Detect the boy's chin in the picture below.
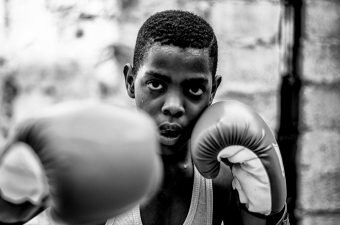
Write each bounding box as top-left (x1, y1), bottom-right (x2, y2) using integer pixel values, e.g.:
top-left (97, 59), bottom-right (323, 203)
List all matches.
top-left (159, 135), bottom-right (181, 146)
top-left (159, 135), bottom-right (190, 156)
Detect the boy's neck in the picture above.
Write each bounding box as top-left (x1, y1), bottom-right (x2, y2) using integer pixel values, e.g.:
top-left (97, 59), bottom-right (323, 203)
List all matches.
top-left (161, 141), bottom-right (190, 166)
top-left (160, 141), bottom-right (194, 187)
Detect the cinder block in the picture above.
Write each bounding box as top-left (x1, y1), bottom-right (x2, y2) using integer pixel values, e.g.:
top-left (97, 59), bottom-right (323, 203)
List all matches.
top-left (215, 91), bottom-right (278, 132)
top-left (301, 84), bottom-right (340, 130)
top-left (217, 44), bottom-right (280, 93)
top-left (0, 0), bottom-right (4, 35)
top-left (116, 22), bottom-right (141, 48)
top-left (9, 0), bottom-right (56, 47)
top-left (120, 0), bottom-right (178, 24)
top-left (0, 132), bottom-right (5, 150)
top-left (299, 214), bottom-right (340, 225)
top-left (302, 41), bottom-right (340, 83)
top-left (210, 1), bottom-right (280, 42)
top-left (304, 0), bottom-right (340, 42)
top-left (177, 0), bottom-right (212, 19)
top-left (297, 130), bottom-right (340, 211)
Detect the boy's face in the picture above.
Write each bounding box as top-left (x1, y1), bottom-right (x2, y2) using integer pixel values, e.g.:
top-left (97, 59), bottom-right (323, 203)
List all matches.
top-left (124, 45), bottom-right (221, 155)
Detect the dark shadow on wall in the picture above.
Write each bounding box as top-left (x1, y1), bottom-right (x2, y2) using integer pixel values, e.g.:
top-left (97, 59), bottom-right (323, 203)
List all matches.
top-left (278, 74), bottom-right (301, 225)
top-left (277, 1), bottom-right (304, 225)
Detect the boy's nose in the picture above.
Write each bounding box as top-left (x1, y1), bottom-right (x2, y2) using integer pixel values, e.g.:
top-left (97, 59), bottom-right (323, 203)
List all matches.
top-left (162, 92), bottom-right (185, 118)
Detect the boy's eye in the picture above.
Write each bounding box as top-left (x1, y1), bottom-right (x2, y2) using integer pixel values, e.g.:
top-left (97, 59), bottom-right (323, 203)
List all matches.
top-left (147, 80), bottom-right (163, 91)
top-left (188, 86), bottom-right (204, 96)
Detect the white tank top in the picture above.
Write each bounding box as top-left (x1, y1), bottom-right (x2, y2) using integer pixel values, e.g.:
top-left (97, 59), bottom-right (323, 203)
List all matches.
top-left (105, 167), bottom-right (213, 225)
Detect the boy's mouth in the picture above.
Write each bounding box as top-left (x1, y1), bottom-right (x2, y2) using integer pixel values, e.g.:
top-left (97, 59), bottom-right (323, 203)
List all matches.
top-left (158, 123), bottom-right (182, 146)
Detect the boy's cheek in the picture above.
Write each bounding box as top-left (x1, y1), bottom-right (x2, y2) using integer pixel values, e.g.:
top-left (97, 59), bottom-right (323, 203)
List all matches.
top-left (135, 97), bottom-right (159, 116)
top-left (187, 96), bottom-right (211, 114)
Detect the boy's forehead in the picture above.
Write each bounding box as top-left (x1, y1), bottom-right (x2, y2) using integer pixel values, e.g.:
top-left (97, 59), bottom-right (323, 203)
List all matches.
top-left (140, 44), bottom-right (211, 72)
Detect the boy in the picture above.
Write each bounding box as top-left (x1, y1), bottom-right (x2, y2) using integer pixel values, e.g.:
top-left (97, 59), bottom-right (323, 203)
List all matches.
top-left (106, 10), bottom-right (288, 225)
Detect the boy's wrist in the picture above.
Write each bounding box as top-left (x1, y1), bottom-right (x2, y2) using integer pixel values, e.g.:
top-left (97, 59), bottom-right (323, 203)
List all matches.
top-left (267, 204), bottom-right (290, 225)
top-left (238, 203), bottom-right (289, 225)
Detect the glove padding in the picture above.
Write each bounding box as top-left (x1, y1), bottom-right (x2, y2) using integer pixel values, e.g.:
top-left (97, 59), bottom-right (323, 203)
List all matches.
top-left (191, 100), bottom-right (286, 216)
top-left (0, 101), bottom-right (163, 225)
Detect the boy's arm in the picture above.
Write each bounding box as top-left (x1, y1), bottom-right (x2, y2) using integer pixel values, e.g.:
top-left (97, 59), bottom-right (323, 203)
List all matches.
top-left (228, 191), bottom-right (290, 225)
top-left (213, 166), bottom-right (290, 225)
top-left (212, 165), bottom-right (267, 225)
top-left (214, 185), bottom-right (290, 225)
top-left (212, 164), bottom-right (243, 225)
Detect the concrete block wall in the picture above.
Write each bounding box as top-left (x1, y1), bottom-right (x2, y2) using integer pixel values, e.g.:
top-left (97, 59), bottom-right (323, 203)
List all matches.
top-left (297, 0), bottom-right (340, 224)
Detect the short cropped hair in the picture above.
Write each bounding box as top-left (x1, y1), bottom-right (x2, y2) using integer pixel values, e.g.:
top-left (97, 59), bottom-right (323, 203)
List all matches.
top-left (133, 10), bottom-right (218, 76)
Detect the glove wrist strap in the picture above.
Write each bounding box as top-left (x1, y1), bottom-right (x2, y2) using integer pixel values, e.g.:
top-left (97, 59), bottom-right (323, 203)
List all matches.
top-left (267, 204), bottom-right (290, 225)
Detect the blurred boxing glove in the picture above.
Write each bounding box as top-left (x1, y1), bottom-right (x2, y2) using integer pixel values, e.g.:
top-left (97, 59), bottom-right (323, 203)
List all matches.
top-left (191, 100), bottom-right (288, 224)
top-left (0, 101), bottom-right (163, 225)
top-left (0, 142), bottom-right (49, 224)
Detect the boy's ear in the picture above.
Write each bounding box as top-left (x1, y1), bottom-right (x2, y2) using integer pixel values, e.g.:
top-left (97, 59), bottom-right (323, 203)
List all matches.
top-left (210, 74), bottom-right (222, 104)
top-left (123, 64), bottom-right (135, 99)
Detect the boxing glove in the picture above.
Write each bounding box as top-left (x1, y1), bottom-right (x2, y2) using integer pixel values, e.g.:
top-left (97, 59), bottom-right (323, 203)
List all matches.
top-left (0, 101), bottom-right (163, 225)
top-left (191, 100), bottom-right (287, 217)
top-left (0, 142), bottom-right (49, 224)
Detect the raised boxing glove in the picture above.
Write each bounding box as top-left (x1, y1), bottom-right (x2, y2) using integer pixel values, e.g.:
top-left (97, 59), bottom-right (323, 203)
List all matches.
top-left (191, 100), bottom-right (287, 217)
top-left (0, 101), bottom-right (163, 225)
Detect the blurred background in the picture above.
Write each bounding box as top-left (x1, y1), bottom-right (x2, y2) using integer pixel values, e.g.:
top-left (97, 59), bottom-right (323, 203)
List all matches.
top-left (0, 0), bottom-right (339, 225)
